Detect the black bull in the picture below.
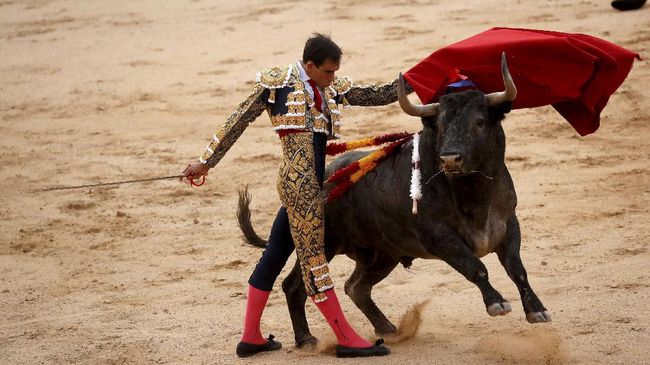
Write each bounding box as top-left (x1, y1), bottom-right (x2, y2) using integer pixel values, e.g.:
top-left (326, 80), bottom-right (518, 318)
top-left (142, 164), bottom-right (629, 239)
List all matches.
top-left (237, 55), bottom-right (550, 348)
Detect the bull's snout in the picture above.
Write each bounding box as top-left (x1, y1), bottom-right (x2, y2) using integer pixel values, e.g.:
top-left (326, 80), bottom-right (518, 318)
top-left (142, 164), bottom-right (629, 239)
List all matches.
top-left (440, 153), bottom-right (464, 172)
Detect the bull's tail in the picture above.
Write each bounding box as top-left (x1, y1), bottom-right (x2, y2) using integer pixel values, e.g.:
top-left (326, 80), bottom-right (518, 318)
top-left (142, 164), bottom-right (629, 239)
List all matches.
top-left (237, 185), bottom-right (267, 248)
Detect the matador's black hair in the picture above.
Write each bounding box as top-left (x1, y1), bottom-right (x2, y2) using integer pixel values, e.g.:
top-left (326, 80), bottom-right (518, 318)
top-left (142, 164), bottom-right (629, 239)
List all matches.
top-left (302, 33), bottom-right (342, 67)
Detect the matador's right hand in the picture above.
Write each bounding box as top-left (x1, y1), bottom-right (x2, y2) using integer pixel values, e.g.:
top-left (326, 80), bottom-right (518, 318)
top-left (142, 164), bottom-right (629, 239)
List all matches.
top-left (181, 160), bottom-right (210, 185)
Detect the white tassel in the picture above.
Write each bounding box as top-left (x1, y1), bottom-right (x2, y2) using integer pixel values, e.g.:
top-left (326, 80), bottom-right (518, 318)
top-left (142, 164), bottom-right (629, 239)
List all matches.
top-left (410, 168), bottom-right (422, 199)
top-left (411, 133), bottom-right (420, 163)
top-left (410, 133), bottom-right (422, 215)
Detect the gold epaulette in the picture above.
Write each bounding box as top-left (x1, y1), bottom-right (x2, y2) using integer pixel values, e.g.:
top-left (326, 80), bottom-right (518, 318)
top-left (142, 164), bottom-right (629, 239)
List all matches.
top-left (256, 65), bottom-right (295, 89)
top-left (331, 75), bottom-right (353, 95)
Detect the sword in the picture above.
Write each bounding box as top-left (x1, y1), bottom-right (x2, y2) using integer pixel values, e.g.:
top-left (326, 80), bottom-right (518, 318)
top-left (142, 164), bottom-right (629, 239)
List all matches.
top-left (43, 174), bottom-right (205, 191)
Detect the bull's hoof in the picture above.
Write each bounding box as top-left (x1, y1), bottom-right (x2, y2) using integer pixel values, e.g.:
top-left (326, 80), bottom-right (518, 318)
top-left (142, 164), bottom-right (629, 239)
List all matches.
top-left (611, 0), bottom-right (646, 11)
top-left (295, 334), bottom-right (319, 349)
top-left (526, 311), bottom-right (552, 323)
top-left (374, 323), bottom-right (398, 337)
top-left (487, 302), bottom-right (512, 316)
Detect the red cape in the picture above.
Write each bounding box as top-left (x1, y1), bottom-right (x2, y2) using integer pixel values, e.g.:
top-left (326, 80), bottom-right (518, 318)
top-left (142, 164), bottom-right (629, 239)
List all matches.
top-left (403, 27), bottom-right (640, 136)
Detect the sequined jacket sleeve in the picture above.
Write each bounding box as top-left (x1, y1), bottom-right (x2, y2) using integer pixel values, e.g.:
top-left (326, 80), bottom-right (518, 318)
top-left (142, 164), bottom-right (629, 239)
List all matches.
top-left (344, 78), bottom-right (413, 107)
top-left (200, 87), bottom-right (268, 168)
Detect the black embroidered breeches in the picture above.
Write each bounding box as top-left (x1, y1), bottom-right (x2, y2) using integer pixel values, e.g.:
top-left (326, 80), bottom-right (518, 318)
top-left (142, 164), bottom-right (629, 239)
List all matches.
top-left (248, 132), bottom-right (333, 302)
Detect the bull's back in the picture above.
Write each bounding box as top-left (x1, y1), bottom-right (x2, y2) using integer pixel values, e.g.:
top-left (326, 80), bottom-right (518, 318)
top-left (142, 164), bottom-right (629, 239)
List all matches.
top-left (324, 151), bottom-right (371, 182)
top-left (324, 148), bottom-right (419, 258)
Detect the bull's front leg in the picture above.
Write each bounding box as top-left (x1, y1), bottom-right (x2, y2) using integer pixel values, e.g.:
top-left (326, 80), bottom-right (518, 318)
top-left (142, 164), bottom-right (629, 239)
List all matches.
top-left (427, 226), bottom-right (512, 317)
top-left (496, 216), bottom-right (551, 323)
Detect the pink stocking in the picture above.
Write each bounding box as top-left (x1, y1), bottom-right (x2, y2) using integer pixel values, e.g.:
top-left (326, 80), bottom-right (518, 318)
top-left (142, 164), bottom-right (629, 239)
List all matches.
top-left (240, 285), bottom-right (270, 345)
top-left (313, 289), bottom-right (372, 348)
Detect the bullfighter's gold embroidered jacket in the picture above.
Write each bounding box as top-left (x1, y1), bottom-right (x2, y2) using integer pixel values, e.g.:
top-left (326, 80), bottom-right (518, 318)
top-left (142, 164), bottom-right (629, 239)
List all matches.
top-left (199, 62), bottom-right (408, 167)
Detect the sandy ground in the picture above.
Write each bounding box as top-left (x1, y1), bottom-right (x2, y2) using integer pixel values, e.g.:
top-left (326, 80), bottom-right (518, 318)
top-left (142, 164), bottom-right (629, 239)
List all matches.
top-left (1, 0), bottom-right (649, 364)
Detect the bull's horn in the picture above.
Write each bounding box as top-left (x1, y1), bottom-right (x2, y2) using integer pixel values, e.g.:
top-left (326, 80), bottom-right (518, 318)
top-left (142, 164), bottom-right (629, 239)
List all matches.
top-left (486, 52), bottom-right (518, 106)
top-left (398, 73), bottom-right (439, 117)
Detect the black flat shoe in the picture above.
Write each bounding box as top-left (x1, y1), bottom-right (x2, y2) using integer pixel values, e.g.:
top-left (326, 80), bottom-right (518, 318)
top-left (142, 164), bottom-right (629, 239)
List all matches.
top-left (236, 334), bottom-right (282, 358)
top-left (611, 0), bottom-right (646, 10)
top-left (335, 339), bottom-right (391, 358)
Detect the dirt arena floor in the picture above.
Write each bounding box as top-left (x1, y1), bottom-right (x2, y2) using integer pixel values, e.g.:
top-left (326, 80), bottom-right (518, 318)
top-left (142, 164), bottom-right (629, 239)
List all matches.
top-left (1, 0), bottom-right (648, 364)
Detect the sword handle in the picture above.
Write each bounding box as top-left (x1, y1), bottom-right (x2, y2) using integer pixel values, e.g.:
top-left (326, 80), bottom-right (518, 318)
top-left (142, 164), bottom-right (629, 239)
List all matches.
top-left (190, 175), bottom-right (205, 187)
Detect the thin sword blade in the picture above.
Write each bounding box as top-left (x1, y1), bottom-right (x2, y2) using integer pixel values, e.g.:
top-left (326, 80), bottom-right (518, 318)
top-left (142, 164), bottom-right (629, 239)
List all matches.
top-left (43, 175), bottom-right (184, 191)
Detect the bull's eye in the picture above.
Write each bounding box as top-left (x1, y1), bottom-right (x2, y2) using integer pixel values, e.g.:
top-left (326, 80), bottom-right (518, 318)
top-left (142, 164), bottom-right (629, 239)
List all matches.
top-left (476, 118), bottom-right (485, 127)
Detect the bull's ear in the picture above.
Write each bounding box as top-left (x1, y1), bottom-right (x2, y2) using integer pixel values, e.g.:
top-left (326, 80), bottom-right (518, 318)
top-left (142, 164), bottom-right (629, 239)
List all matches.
top-left (488, 101), bottom-right (512, 123)
top-left (421, 115), bottom-right (437, 129)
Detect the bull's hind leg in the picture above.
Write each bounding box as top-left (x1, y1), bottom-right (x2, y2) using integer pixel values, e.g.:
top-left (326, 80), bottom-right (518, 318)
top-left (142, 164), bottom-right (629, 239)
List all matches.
top-left (497, 216), bottom-right (550, 323)
top-left (281, 247), bottom-right (340, 348)
top-left (344, 254), bottom-right (399, 336)
top-left (282, 261), bottom-right (317, 348)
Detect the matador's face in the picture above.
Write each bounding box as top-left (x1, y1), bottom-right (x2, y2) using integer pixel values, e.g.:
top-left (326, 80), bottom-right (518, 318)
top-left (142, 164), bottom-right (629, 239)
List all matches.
top-left (305, 59), bottom-right (340, 88)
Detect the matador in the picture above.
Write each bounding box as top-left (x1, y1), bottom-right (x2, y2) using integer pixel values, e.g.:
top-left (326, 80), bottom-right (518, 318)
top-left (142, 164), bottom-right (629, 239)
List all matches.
top-left (182, 33), bottom-right (411, 358)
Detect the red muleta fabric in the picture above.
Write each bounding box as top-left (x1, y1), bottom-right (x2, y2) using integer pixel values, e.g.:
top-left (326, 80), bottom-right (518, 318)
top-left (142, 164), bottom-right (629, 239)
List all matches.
top-left (403, 27), bottom-right (640, 136)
